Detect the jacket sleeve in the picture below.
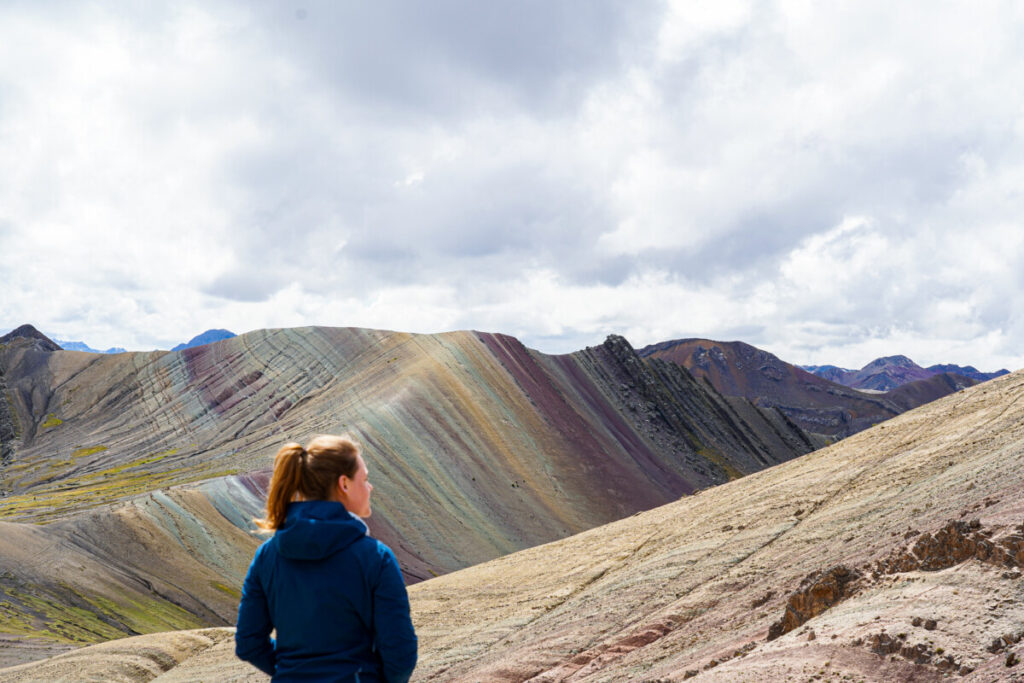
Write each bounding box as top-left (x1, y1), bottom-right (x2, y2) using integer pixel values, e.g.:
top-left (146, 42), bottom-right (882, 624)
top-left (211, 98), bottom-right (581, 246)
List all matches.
top-left (373, 545), bottom-right (418, 683)
top-left (235, 545), bottom-right (277, 676)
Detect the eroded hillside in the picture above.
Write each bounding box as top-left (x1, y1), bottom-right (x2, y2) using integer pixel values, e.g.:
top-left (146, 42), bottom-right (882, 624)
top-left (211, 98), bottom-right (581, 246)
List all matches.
top-left (640, 338), bottom-right (978, 439)
top-left (5, 353), bottom-right (1023, 682)
top-left (0, 326), bottom-right (813, 666)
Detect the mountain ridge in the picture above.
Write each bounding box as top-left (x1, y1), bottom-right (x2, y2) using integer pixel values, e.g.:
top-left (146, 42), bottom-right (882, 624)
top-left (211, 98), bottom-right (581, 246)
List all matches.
top-left (53, 339), bottom-right (127, 354)
top-left (5, 364), bottom-right (1023, 681)
top-left (801, 354), bottom-right (1009, 390)
top-left (639, 338), bottom-right (980, 439)
top-left (0, 325), bottom-right (817, 665)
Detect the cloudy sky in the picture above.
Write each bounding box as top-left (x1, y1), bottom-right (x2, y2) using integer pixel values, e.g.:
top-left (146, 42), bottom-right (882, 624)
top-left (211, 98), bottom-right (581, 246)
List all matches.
top-left (1, 1), bottom-right (1022, 370)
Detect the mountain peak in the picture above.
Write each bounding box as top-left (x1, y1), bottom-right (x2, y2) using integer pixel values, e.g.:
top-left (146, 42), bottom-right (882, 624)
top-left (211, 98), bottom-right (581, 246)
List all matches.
top-left (0, 324), bottom-right (61, 352)
top-left (171, 329), bottom-right (237, 352)
top-left (862, 354), bottom-right (919, 371)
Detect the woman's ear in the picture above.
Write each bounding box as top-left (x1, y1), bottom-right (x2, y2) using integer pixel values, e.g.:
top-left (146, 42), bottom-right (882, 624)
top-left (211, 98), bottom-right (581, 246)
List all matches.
top-left (338, 474), bottom-right (349, 494)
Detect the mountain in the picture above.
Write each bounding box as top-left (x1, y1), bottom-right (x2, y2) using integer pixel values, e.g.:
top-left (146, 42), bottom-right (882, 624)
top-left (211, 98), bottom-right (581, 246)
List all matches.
top-left (53, 340), bottom-right (127, 354)
top-left (802, 355), bottom-right (1010, 391)
top-left (638, 338), bottom-right (978, 439)
top-left (926, 363), bottom-right (1010, 383)
top-left (799, 363), bottom-right (853, 384)
top-left (0, 324), bottom-right (61, 352)
top-left (170, 329), bottom-right (236, 351)
top-left (6, 366), bottom-right (1023, 681)
top-left (0, 326), bottom-right (816, 666)
top-left (843, 354), bottom-right (935, 391)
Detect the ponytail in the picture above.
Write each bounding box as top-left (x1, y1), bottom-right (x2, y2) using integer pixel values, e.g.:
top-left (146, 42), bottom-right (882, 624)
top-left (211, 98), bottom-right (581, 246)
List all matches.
top-left (256, 435), bottom-right (362, 531)
top-left (256, 442), bottom-right (306, 530)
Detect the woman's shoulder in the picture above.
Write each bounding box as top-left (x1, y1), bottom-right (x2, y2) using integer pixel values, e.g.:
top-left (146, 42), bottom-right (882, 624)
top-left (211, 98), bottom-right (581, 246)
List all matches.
top-left (351, 533), bottom-right (398, 561)
top-left (338, 534), bottom-right (400, 578)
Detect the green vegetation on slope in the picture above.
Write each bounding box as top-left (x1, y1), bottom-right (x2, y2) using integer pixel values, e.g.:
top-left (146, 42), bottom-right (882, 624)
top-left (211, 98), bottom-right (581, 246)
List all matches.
top-left (0, 581), bottom-right (205, 645)
top-left (39, 414), bottom-right (62, 429)
top-left (0, 461), bottom-right (240, 523)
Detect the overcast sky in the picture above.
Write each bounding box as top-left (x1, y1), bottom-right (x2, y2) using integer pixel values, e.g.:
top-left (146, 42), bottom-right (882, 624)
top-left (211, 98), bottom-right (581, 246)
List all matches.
top-left (2, 1), bottom-right (1022, 370)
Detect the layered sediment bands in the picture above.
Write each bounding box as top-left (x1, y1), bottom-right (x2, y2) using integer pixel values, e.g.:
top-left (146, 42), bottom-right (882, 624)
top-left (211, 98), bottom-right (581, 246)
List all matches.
top-left (10, 367), bottom-right (1024, 682)
top-left (0, 326), bottom-right (815, 659)
top-left (403, 368), bottom-right (1024, 681)
top-left (0, 483), bottom-right (260, 662)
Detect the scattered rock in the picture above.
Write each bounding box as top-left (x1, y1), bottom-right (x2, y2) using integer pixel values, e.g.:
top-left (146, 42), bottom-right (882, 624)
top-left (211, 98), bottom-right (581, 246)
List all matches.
top-left (750, 591), bottom-right (774, 608)
top-left (682, 671), bottom-right (698, 680)
top-left (924, 619), bottom-right (937, 630)
top-left (733, 642), bottom-right (756, 658)
top-left (1008, 652), bottom-right (1020, 667)
top-left (868, 632), bottom-right (903, 656)
top-left (859, 631), bottom-right (970, 673)
top-left (807, 629), bottom-right (816, 641)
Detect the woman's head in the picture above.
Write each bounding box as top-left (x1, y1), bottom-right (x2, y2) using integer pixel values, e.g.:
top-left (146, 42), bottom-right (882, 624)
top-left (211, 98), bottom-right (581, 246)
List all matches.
top-left (257, 434), bottom-right (373, 530)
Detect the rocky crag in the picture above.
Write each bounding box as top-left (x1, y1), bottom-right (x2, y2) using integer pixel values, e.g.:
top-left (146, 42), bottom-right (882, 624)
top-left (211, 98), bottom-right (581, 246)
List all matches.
top-left (640, 338), bottom-right (979, 439)
top-left (5, 356), bottom-right (1023, 682)
top-left (0, 325), bottom-right (814, 666)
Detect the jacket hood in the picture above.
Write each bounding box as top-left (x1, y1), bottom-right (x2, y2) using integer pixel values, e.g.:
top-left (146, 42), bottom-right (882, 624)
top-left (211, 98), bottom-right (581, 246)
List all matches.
top-left (273, 500), bottom-right (368, 560)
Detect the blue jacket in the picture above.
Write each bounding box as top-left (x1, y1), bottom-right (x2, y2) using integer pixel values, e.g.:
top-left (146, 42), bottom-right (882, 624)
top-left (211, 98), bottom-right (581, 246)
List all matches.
top-left (235, 501), bottom-right (417, 682)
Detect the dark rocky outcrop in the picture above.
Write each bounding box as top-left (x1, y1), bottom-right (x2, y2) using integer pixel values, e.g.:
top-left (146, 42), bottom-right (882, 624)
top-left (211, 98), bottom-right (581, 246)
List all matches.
top-left (767, 565), bottom-right (862, 640)
top-left (769, 517), bottom-right (1024, 644)
top-left (873, 519), bottom-right (1024, 574)
top-left (0, 368), bottom-right (17, 467)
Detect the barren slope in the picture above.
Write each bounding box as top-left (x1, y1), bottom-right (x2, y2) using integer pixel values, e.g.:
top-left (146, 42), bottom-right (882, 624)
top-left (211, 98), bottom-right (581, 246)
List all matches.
top-left (7, 363), bottom-right (1023, 682)
top-left (0, 327), bottom-right (813, 665)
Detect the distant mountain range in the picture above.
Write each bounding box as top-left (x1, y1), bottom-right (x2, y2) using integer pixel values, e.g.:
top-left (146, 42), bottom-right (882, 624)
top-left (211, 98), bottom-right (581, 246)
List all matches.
top-left (53, 340), bottom-right (127, 354)
top-left (639, 339), bottom-right (987, 439)
top-left (800, 355), bottom-right (1008, 391)
top-left (0, 327), bottom-right (238, 354)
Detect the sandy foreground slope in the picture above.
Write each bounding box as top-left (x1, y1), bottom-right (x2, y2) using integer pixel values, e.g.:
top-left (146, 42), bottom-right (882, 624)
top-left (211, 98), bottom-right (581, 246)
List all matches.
top-left (2, 369), bottom-right (1023, 682)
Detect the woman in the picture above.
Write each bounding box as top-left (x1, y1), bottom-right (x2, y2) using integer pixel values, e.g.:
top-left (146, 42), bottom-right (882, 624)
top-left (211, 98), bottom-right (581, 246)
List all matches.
top-left (236, 434), bottom-right (417, 682)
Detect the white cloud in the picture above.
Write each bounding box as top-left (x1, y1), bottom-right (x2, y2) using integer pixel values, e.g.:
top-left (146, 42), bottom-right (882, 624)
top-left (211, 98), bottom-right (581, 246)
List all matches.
top-left (1, 0), bottom-right (1023, 372)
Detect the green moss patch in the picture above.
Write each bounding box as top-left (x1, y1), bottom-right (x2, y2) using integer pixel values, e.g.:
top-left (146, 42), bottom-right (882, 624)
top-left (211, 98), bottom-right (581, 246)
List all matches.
top-left (0, 581), bottom-right (208, 646)
top-left (698, 447), bottom-right (745, 481)
top-left (71, 445), bottom-right (108, 458)
top-left (39, 414), bottom-right (63, 429)
top-left (77, 590), bottom-right (205, 636)
top-left (210, 581), bottom-right (241, 599)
